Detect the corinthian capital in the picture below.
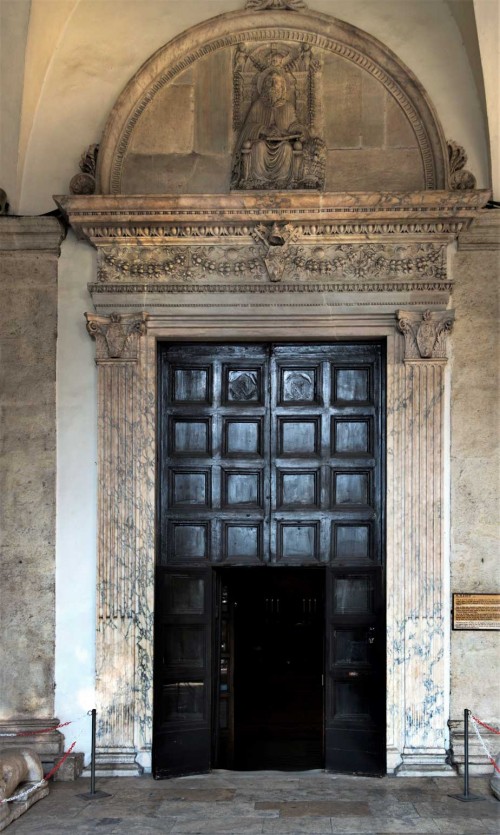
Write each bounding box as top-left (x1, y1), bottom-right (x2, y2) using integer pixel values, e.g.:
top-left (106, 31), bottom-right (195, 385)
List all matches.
top-left (396, 309), bottom-right (454, 361)
top-left (85, 312), bottom-right (148, 361)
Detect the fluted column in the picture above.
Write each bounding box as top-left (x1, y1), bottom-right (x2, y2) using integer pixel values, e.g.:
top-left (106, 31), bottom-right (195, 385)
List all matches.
top-left (86, 312), bottom-right (148, 775)
top-left (394, 309), bottom-right (454, 774)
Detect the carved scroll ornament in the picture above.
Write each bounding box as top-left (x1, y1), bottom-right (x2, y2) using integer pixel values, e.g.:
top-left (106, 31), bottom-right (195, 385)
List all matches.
top-left (448, 140), bottom-right (476, 190)
top-left (397, 309), bottom-right (454, 360)
top-left (85, 312), bottom-right (148, 361)
top-left (70, 145), bottom-right (99, 195)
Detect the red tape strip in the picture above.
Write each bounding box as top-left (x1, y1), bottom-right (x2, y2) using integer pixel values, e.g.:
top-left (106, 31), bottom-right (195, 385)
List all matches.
top-left (472, 716), bottom-right (500, 735)
top-left (43, 741), bottom-right (77, 782)
top-left (2, 721), bottom-right (73, 737)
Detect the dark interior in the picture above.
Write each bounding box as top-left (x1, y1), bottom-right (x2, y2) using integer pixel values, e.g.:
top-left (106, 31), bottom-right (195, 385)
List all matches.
top-left (218, 567), bottom-right (325, 770)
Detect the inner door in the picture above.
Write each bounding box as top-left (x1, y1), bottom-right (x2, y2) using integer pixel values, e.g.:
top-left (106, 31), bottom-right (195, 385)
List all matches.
top-left (215, 567), bottom-right (324, 771)
top-left (155, 342), bottom-right (385, 777)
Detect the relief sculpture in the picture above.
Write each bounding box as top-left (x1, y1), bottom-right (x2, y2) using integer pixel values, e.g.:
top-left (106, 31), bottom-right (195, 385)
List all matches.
top-left (231, 43), bottom-right (325, 190)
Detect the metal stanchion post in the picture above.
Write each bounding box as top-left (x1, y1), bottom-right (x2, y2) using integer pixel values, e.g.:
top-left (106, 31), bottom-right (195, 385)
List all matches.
top-left (449, 709), bottom-right (484, 802)
top-left (77, 709), bottom-right (112, 800)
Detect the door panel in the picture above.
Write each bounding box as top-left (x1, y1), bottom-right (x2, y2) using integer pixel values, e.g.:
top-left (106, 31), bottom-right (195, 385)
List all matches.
top-left (159, 345), bottom-right (270, 568)
top-left (156, 342), bottom-right (385, 777)
top-left (153, 568), bottom-right (212, 778)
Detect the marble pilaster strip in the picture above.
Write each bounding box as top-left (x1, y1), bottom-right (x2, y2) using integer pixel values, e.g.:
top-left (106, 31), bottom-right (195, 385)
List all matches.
top-left (396, 334), bottom-right (452, 772)
top-left (87, 312), bottom-right (148, 773)
top-left (132, 333), bottom-right (156, 768)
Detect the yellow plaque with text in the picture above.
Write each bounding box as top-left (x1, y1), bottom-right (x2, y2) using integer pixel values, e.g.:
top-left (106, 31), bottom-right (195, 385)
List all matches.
top-left (452, 594), bottom-right (500, 630)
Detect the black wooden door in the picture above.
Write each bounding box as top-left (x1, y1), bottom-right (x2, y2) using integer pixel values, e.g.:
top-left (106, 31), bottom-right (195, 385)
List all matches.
top-left (153, 568), bottom-right (212, 778)
top-left (155, 343), bottom-right (385, 777)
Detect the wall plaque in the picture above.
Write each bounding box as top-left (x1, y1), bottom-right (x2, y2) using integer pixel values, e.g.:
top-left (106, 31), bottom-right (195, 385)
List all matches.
top-left (452, 594), bottom-right (500, 630)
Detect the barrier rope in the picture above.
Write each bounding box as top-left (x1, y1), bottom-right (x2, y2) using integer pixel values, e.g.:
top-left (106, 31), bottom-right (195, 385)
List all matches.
top-left (0, 741), bottom-right (78, 805)
top-left (471, 716), bottom-right (500, 736)
top-left (470, 714), bottom-right (500, 775)
top-left (0, 715), bottom-right (87, 738)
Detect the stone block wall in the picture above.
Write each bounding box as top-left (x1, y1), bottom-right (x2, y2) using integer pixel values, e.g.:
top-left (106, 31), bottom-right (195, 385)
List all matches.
top-left (120, 46), bottom-right (424, 194)
top-left (0, 216), bottom-right (65, 764)
top-left (449, 210), bottom-right (500, 773)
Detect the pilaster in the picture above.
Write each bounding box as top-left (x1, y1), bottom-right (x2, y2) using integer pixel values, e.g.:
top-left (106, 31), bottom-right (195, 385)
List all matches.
top-left (394, 309), bottom-right (454, 775)
top-left (0, 215), bottom-right (65, 767)
top-left (86, 312), bottom-right (148, 775)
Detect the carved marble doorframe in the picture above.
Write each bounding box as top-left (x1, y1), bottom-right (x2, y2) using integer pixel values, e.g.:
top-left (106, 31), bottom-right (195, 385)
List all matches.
top-left (59, 190), bottom-right (487, 775)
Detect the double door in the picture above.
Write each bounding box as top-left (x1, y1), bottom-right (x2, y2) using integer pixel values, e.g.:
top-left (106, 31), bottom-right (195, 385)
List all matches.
top-left (154, 343), bottom-right (385, 777)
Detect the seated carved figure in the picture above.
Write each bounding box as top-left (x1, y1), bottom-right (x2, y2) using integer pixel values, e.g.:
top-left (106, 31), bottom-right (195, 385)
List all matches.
top-left (233, 69), bottom-right (316, 190)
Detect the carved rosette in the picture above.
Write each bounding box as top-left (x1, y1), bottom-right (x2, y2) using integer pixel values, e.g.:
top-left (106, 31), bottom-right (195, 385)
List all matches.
top-left (86, 312), bottom-right (148, 361)
top-left (396, 309), bottom-right (454, 361)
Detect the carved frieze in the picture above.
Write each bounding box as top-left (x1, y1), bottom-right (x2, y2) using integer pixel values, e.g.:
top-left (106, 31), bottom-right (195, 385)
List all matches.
top-left (231, 42), bottom-right (325, 190)
top-left (396, 309), bottom-right (454, 360)
top-left (96, 240), bottom-right (447, 286)
top-left (86, 312), bottom-right (148, 361)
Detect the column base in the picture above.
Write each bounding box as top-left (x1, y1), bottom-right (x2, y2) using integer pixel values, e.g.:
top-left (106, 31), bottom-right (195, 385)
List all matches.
top-left (386, 746), bottom-right (404, 774)
top-left (86, 748), bottom-right (143, 777)
top-left (449, 719), bottom-right (497, 776)
top-left (0, 718), bottom-right (64, 771)
top-left (396, 749), bottom-right (455, 777)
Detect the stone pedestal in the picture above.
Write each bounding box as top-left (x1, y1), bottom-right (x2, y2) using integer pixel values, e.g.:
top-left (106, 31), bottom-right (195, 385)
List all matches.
top-left (0, 217), bottom-right (65, 764)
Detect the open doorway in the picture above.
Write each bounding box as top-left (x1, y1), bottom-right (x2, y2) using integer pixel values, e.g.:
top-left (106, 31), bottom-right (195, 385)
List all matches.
top-left (214, 567), bottom-right (325, 770)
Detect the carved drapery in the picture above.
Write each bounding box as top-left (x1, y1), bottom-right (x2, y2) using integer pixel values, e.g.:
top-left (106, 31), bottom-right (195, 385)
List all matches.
top-left (231, 43), bottom-right (325, 190)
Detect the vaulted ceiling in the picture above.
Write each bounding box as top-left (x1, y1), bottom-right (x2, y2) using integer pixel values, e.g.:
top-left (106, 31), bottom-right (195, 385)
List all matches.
top-left (0, 0), bottom-right (497, 213)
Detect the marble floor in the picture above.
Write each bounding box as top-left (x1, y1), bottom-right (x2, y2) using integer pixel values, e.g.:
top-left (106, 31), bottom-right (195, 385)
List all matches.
top-left (6, 771), bottom-right (500, 835)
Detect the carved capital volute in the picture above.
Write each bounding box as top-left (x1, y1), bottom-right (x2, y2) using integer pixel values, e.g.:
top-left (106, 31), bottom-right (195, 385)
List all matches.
top-left (85, 312), bottom-right (148, 362)
top-left (396, 309), bottom-right (454, 362)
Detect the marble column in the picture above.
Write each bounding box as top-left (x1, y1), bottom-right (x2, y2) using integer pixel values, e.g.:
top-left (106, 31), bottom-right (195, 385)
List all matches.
top-left (0, 216), bottom-right (66, 767)
top-left (394, 309), bottom-right (454, 774)
top-left (86, 312), bottom-right (149, 775)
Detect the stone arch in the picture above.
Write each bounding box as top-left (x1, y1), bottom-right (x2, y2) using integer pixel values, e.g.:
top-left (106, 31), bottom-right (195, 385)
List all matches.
top-left (97, 8), bottom-right (449, 194)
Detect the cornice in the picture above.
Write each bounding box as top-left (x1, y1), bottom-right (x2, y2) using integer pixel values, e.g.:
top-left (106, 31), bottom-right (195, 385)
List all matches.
top-left (457, 209), bottom-right (500, 251)
top-left (56, 191), bottom-right (490, 247)
top-left (0, 216), bottom-right (65, 252)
